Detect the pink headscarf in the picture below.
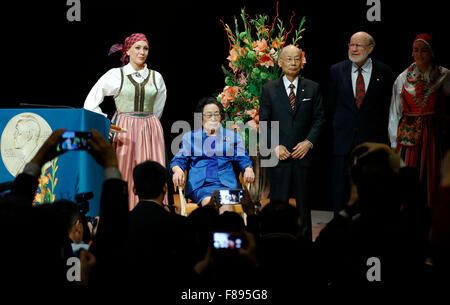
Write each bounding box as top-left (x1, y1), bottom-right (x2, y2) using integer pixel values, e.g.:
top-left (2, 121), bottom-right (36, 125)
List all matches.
top-left (109, 33), bottom-right (149, 66)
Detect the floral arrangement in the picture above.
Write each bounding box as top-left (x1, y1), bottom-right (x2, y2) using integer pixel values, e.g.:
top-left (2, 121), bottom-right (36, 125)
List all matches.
top-left (217, 6), bottom-right (306, 147)
top-left (33, 158), bottom-right (59, 205)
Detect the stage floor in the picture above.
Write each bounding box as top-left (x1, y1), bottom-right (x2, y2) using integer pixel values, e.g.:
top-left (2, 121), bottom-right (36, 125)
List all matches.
top-left (172, 195), bottom-right (334, 241)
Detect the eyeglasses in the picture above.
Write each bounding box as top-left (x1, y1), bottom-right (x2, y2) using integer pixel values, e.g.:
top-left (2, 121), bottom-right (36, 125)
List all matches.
top-left (281, 57), bottom-right (301, 63)
top-left (202, 112), bottom-right (221, 119)
top-left (348, 43), bottom-right (369, 49)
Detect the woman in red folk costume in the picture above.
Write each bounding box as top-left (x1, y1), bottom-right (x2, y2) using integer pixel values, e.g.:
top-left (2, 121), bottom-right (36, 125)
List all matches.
top-left (84, 33), bottom-right (167, 210)
top-left (389, 33), bottom-right (450, 206)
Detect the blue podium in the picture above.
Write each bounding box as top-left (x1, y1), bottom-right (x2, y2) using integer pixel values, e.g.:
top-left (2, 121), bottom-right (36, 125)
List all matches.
top-left (0, 108), bottom-right (110, 217)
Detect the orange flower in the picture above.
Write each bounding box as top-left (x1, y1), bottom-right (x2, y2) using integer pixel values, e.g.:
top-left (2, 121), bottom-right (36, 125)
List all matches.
top-left (253, 39), bottom-right (268, 54)
top-left (237, 45), bottom-right (246, 56)
top-left (223, 86), bottom-right (239, 102)
top-left (271, 37), bottom-right (284, 49)
top-left (34, 192), bottom-right (42, 203)
top-left (258, 25), bottom-right (266, 34)
top-left (227, 48), bottom-right (239, 63)
top-left (219, 86), bottom-right (240, 108)
top-left (227, 47), bottom-right (243, 73)
top-left (228, 62), bottom-right (237, 73)
top-left (42, 175), bottom-right (49, 185)
top-left (259, 53), bottom-right (274, 68)
top-left (301, 51), bottom-right (307, 69)
top-left (246, 109), bottom-right (257, 118)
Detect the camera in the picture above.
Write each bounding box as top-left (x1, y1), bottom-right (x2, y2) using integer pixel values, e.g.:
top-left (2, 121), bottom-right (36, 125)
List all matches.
top-left (75, 192), bottom-right (93, 216)
top-left (75, 191), bottom-right (94, 243)
top-left (212, 232), bottom-right (245, 249)
top-left (56, 130), bottom-right (92, 152)
top-left (215, 189), bottom-right (243, 205)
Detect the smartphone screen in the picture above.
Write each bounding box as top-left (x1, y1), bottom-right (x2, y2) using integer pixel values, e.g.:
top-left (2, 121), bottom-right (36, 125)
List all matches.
top-left (212, 232), bottom-right (243, 249)
top-left (218, 189), bottom-right (243, 205)
top-left (56, 131), bottom-right (92, 152)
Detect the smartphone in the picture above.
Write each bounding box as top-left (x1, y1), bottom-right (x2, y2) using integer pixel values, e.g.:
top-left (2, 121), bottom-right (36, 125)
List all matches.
top-left (212, 232), bottom-right (244, 249)
top-left (216, 189), bottom-right (243, 205)
top-left (71, 242), bottom-right (90, 257)
top-left (56, 131), bottom-right (92, 152)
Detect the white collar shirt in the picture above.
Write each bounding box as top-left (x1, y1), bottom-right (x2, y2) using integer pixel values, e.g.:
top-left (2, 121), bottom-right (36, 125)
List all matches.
top-left (282, 75), bottom-right (299, 97)
top-left (351, 57), bottom-right (372, 96)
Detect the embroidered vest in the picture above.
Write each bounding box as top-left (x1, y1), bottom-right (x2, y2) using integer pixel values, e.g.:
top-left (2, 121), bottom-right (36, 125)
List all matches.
top-left (397, 86), bottom-right (439, 147)
top-left (114, 68), bottom-right (158, 113)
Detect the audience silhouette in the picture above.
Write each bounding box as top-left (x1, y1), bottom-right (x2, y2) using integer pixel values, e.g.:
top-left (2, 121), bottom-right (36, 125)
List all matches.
top-left (0, 130), bottom-right (444, 299)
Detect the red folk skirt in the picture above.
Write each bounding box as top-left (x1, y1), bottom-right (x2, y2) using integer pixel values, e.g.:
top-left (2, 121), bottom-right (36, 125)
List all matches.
top-left (111, 111), bottom-right (167, 210)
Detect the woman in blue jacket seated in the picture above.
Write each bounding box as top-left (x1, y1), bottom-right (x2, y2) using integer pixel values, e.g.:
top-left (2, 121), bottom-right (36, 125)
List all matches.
top-left (171, 97), bottom-right (255, 206)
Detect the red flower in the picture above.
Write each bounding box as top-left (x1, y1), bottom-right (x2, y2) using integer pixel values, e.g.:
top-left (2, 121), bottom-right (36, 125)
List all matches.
top-left (219, 86), bottom-right (240, 108)
top-left (259, 53), bottom-right (274, 68)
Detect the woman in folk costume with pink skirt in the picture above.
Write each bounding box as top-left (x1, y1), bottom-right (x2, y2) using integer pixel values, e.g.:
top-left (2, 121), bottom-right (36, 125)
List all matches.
top-left (84, 33), bottom-right (167, 210)
top-left (389, 33), bottom-right (450, 206)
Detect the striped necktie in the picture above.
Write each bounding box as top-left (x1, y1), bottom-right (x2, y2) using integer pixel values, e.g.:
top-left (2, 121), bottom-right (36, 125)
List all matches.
top-left (288, 84), bottom-right (296, 110)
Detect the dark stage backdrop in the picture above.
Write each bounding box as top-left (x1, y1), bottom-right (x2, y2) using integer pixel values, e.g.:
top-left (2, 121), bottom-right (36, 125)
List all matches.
top-left (3, 0), bottom-right (448, 210)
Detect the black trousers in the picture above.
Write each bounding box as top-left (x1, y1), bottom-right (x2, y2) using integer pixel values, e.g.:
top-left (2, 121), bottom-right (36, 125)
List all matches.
top-left (268, 163), bottom-right (313, 240)
top-left (331, 155), bottom-right (352, 215)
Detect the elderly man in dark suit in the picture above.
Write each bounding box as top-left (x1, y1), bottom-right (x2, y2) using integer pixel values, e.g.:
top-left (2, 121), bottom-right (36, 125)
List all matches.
top-left (259, 44), bottom-right (325, 240)
top-left (328, 31), bottom-right (395, 215)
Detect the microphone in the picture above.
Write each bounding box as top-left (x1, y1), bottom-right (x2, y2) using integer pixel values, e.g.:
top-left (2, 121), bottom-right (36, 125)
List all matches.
top-left (19, 103), bottom-right (74, 109)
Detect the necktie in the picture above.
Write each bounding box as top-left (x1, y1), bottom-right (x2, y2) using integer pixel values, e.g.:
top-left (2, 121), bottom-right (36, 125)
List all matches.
top-left (288, 84), bottom-right (296, 110)
top-left (355, 66), bottom-right (365, 109)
